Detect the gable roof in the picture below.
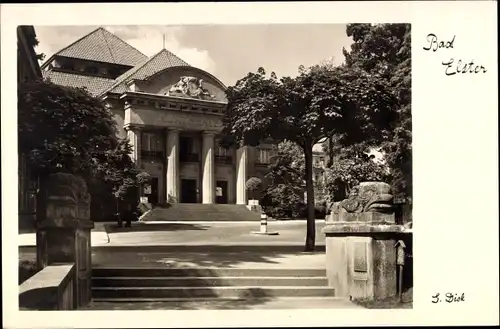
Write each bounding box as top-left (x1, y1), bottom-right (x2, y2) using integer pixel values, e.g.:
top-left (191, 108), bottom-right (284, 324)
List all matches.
top-left (101, 48), bottom-right (190, 95)
top-left (44, 27), bottom-right (147, 67)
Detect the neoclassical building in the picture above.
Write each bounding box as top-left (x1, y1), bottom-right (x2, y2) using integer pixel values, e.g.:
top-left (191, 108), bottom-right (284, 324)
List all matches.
top-left (42, 27), bottom-right (275, 205)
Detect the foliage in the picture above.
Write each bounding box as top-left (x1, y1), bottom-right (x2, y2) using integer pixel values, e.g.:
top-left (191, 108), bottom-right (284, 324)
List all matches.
top-left (18, 80), bottom-right (142, 216)
top-left (245, 177), bottom-right (262, 200)
top-left (245, 177), bottom-right (262, 192)
top-left (323, 141), bottom-right (391, 204)
top-left (261, 141), bottom-right (305, 218)
top-left (21, 27), bottom-right (46, 61)
top-left (223, 65), bottom-right (397, 250)
top-left (342, 23), bottom-right (412, 202)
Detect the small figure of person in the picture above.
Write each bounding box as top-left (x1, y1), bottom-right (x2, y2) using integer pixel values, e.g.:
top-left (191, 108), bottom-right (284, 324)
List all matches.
top-left (117, 201), bottom-right (132, 228)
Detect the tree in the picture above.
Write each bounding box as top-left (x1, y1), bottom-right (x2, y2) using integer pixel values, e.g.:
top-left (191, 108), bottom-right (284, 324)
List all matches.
top-left (261, 141), bottom-right (305, 218)
top-left (245, 177), bottom-right (262, 200)
top-left (18, 80), bottom-right (142, 220)
top-left (223, 66), bottom-right (396, 251)
top-left (342, 23), bottom-right (412, 202)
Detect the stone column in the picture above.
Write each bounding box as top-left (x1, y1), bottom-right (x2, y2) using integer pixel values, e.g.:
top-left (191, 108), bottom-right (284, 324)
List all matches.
top-left (322, 182), bottom-right (404, 301)
top-left (36, 173), bottom-right (94, 308)
top-left (165, 129), bottom-right (179, 202)
top-left (236, 146), bottom-right (248, 205)
top-left (126, 126), bottom-right (142, 168)
top-left (202, 132), bottom-right (215, 204)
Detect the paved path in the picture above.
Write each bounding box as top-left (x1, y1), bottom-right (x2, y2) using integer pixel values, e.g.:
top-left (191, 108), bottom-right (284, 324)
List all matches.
top-left (102, 220), bottom-right (326, 247)
top-left (18, 226), bottom-right (109, 247)
top-left (18, 220), bottom-right (326, 248)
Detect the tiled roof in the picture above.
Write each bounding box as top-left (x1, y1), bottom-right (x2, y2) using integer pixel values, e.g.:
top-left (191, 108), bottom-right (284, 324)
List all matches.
top-left (102, 48), bottom-right (190, 95)
top-left (55, 27), bottom-right (147, 67)
top-left (43, 70), bottom-right (116, 96)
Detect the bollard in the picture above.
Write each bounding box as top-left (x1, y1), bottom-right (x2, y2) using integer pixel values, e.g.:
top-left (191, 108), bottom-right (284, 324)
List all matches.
top-left (251, 212), bottom-right (279, 236)
top-left (260, 213), bottom-right (268, 233)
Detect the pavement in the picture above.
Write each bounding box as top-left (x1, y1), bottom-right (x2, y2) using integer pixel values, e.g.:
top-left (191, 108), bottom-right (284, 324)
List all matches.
top-left (19, 220), bottom-right (326, 248)
top-left (18, 222), bottom-right (110, 247)
top-left (100, 220), bottom-right (326, 247)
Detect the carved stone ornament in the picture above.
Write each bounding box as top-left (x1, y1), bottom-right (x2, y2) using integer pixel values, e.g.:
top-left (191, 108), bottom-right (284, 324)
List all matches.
top-left (167, 76), bottom-right (216, 100)
top-left (331, 182), bottom-right (394, 216)
top-left (45, 173), bottom-right (91, 222)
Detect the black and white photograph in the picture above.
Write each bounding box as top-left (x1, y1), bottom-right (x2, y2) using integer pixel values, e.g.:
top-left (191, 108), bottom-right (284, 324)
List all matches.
top-left (2, 2), bottom-right (498, 327)
top-left (17, 22), bottom-right (413, 311)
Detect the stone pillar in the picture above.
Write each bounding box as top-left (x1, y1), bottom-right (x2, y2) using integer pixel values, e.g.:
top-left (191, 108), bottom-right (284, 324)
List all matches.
top-left (202, 132), bottom-right (215, 204)
top-left (322, 182), bottom-right (404, 301)
top-left (166, 129), bottom-right (179, 202)
top-left (236, 146), bottom-right (248, 205)
top-left (126, 126), bottom-right (142, 168)
top-left (36, 173), bottom-right (94, 308)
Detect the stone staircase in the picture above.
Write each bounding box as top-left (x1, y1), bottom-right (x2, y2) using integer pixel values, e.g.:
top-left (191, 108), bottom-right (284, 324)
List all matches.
top-left (90, 267), bottom-right (335, 307)
top-left (141, 204), bottom-right (261, 222)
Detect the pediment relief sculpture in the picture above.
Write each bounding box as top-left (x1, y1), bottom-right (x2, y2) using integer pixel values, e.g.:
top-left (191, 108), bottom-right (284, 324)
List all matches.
top-left (166, 76), bottom-right (216, 100)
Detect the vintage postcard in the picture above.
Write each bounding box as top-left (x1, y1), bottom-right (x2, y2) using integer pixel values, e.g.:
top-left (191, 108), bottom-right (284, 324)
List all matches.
top-left (1, 1), bottom-right (498, 328)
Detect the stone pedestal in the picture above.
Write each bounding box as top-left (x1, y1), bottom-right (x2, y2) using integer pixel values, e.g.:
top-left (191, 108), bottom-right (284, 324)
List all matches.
top-left (322, 182), bottom-right (405, 301)
top-left (36, 173), bottom-right (94, 308)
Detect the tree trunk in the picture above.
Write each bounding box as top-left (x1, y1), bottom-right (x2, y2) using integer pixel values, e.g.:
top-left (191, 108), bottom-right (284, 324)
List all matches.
top-left (328, 135), bottom-right (334, 167)
top-left (303, 144), bottom-right (316, 252)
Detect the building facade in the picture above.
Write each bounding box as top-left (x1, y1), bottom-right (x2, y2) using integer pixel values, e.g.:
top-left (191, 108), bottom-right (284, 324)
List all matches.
top-left (42, 27), bottom-right (274, 205)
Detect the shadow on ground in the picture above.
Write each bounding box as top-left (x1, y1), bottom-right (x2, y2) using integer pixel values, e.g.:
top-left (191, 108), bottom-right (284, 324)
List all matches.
top-left (85, 295), bottom-right (277, 310)
top-left (104, 222), bottom-right (210, 233)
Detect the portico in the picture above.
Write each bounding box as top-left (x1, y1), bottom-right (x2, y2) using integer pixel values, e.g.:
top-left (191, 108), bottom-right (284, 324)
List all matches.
top-left (119, 89), bottom-right (246, 205)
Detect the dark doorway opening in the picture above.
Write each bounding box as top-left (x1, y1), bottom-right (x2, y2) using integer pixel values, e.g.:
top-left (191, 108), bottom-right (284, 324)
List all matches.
top-left (148, 177), bottom-right (159, 205)
top-left (216, 180), bottom-right (228, 204)
top-left (181, 179), bottom-right (198, 203)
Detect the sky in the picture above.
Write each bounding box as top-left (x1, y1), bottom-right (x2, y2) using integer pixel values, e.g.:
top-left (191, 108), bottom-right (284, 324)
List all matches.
top-left (34, 24), bottom-right (353, 87)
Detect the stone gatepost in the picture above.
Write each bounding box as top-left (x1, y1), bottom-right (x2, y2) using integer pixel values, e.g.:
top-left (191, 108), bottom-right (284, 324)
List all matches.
top-left (322, 182), bottom-right (405, 300)
top-left (36, 173), bottom-right (94, 308)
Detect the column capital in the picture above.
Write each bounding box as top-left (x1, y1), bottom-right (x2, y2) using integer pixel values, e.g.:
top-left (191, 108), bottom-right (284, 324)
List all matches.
top-left (202, 130), bottom-right (218, 136)
top-left (124, 124), bottom-right (143, 132)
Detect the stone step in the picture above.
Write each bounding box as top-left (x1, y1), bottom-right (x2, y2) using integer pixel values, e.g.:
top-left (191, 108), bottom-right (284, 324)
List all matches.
top-left (91, 286), bottom-right (335, 299)
top-left (92, 267), bottom-right (327, 278)
top-left (92, 276), bottom-right (328, 287)
top-left (84, 296), bottom-right (358, 310)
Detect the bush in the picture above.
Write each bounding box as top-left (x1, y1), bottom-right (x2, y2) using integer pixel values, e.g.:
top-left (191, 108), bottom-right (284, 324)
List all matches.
top-left (246, 177), bottom-right (262, 200)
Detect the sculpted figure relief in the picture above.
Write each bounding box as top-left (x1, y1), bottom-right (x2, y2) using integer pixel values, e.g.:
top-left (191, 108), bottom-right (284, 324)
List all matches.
top-left (167, 76), bottom-right (216, 100)
top-left (330, 182), bottom-right (394, 216)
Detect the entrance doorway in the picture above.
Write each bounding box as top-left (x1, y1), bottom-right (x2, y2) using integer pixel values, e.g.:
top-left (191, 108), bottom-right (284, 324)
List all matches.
top-left (181, 179), bottom-right (197, 203)
top-left (149, 177), bottom-right (159, 205)
top-left (216, 180), bottom-right (228, 204)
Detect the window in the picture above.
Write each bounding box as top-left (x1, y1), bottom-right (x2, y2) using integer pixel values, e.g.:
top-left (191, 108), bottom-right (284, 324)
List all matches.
top-left (141, 132), bottom-right (164, 161)
top-left (257, 148), bottom-right (271, 164)
top-left (215, 143), bottom-right (232, 164)
top-left (180, 137), bottom-right (198, 162)
top-left (87, 66), bottom-right (98, 74)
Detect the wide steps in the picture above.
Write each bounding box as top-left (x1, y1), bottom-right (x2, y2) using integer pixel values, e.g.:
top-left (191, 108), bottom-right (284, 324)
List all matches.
top-left (142, 204), bottom-right (261, 222)
top-left (92, 267), bottom-right (326, 277)
top-left (92, 286), bottom-right (335, 299)
top-left (92, 276), bottom-right (328, 287)
top-left (91, 267), bottom-right (333, 301)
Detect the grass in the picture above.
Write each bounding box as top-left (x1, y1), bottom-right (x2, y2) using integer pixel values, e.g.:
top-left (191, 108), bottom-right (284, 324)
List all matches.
top-left (353, 289), bottom-right (413, 309)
